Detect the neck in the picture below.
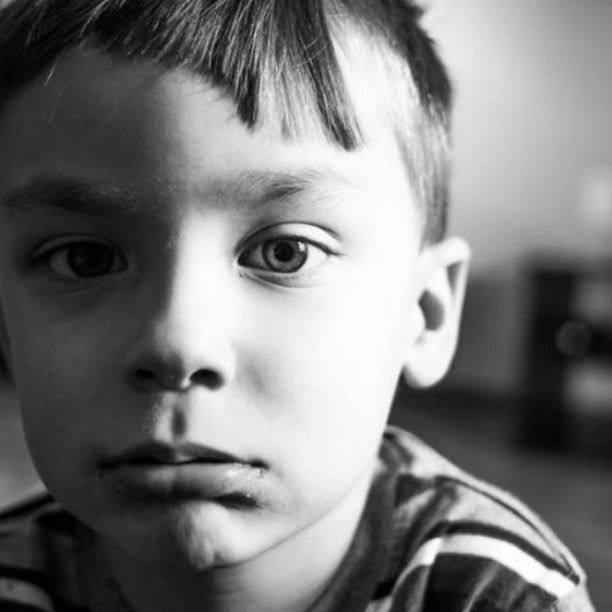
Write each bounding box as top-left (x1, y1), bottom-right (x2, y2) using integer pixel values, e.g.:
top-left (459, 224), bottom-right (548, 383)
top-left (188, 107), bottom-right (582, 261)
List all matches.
top-left (97, 466), bottom-right (376, 612)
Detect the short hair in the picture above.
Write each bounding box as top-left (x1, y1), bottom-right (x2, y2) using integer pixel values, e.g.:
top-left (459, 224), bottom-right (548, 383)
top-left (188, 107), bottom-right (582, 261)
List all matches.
top-left (0, 0), bottom-right (452, 241)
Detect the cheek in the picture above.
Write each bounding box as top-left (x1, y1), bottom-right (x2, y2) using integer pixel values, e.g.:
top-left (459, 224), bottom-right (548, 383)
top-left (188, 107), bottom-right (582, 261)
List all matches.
top-left (12, 326), bottom-right (124, 511)
top-left (277, 259), bottom-right (415, 401)
top-left (244, 266), bottom-right (415, 483)
top-left (15, 339), bottom-right (87, 446)
top-left (8, 316), bottom-right (114, 465)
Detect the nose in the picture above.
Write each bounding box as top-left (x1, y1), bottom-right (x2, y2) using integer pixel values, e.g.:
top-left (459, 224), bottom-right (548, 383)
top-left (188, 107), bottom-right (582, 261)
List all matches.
top-left (128, 350), bottom-right (228, 392)
top-left (122, 263), bottom-right (236, 394)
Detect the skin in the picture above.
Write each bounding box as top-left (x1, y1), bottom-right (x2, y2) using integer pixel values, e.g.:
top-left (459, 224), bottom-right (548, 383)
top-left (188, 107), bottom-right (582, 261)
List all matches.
top-left (0, 48), bottom-right (468, 612)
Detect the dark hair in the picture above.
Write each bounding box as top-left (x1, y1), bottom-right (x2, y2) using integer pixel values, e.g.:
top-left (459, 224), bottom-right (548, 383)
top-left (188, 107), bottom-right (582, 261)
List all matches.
top-left (0, 0), bottom-right (452, 241)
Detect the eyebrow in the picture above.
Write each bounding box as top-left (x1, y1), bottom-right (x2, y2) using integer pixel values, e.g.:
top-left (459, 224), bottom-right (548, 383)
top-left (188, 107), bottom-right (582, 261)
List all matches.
top-left (1, 168), bottom-right (350, 220)
top-left (2, 178), bottom-right (142, 219)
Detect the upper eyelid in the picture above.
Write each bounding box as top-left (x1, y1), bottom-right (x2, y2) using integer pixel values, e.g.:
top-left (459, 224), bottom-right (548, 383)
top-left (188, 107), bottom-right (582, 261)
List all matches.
top-left (250, 235), bottom-right (331, 252)
top-left (235, 223), bottom-right (340, 255)
top-left (28, 236), bottom-right (123, 268)
top-left (32, 234), bottom-right (113, 252)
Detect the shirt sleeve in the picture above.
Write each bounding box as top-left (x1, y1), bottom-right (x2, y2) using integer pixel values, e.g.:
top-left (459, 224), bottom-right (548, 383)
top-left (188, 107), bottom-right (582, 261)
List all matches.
top-left (555, 583), bottom-right (596, 612)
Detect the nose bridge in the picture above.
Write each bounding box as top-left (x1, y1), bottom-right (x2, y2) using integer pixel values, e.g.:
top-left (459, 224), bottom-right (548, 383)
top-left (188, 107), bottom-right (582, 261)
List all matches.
top-left (164, 238), bottom-right (226, 330)
top-left (124, 225), bottom-right (235, 391)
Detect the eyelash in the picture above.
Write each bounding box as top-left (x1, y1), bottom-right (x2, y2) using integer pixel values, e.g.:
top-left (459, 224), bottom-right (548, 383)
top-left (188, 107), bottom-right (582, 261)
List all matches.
top-left (28, 230), bottom-right (337, 284)
top-left (237, 235), bottom-right (332, 277)
top-left (29, 238), bottom-right (127, 282)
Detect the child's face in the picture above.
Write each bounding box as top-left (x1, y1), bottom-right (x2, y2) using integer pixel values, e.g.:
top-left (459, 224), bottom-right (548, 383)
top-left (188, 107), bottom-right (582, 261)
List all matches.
top-left (0, 50), bottom-right (435, 571)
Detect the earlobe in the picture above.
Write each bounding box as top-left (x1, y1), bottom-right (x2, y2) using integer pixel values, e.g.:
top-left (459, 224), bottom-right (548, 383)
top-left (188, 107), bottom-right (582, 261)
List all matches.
top-left (402, 237), bottom-right (470, 389)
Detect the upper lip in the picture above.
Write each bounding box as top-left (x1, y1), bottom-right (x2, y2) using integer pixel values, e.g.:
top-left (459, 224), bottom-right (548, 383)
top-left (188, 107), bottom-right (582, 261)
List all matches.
top-left (103, 442), bottom-right (256, 467)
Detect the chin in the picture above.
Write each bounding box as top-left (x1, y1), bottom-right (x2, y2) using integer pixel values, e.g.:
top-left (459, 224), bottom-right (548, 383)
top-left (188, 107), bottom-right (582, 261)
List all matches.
top-left (106, 502), bottom-right (272, 573)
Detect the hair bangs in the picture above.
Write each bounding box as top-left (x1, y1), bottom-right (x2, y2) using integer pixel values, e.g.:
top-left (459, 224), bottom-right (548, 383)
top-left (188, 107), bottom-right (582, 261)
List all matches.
top-left (0, 0), bottom-right (452, 241)
top-left (0, 0), bottom-right (363, 148)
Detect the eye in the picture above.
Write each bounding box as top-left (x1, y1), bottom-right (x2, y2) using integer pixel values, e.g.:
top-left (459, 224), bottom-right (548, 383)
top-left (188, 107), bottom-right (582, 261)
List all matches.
top-left (36, 240), bottom-right (126, 280)
top-left (238, 236), bottom-right (329, 274)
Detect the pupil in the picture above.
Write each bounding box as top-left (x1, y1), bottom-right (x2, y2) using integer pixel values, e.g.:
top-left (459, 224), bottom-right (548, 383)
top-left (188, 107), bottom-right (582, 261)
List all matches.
top-left (68, 244), bottom-right (113, 277)
top-left (273, 242), bottom-right (296, 263)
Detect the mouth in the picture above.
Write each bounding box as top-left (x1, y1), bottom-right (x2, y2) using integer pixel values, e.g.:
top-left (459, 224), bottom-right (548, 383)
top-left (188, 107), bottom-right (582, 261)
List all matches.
top-left (103, 441), bottom-right (263, 467)
top-left (100, 442), bottom-right (268, 506)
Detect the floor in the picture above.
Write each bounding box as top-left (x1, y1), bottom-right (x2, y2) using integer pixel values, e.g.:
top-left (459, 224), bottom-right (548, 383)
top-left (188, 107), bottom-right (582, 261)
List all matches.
top-left (1, 381), bottom-right (610, 609)
top-left (390, 387), bottom-right (612, 611)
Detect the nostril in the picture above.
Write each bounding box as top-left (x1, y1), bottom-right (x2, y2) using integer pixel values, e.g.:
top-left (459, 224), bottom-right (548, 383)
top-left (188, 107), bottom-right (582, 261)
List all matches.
top-left (131, 367), bottom-right (184, 391)
top-left (129, 367), bottom-right (223, 391)
top-left (134, 368), bottom-right (156, 382)
top-left (191, 368), bottom-right (223, 390)
top-left (130, 368), bottom-right (164, 391)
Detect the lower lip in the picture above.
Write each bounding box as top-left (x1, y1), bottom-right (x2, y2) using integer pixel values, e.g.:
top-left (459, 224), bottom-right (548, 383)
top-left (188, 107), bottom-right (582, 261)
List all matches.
top-left (102, 462), bottom-right (266, 505)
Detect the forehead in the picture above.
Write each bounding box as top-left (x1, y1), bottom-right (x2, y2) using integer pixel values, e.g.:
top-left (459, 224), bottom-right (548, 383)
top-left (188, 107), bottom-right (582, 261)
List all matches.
top-left (0, 48), bottom-right (417, 227)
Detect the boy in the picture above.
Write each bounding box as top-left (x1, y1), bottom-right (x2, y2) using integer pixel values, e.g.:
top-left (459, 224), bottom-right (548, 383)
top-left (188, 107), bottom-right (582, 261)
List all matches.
top-left (0, 0), bottom-right (594, 610)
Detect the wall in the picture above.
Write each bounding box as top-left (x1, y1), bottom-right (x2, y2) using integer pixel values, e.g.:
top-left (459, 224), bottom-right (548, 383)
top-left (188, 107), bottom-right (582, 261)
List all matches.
top-left (422, 0), bottom-right (612, 392)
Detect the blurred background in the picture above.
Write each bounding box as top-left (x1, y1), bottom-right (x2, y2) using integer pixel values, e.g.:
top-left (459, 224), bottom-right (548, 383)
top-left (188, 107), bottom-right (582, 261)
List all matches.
top-left (425, 0), bottom-right (612, 410)
top-left (392, 0), bottom-right (612, 608)
top-left (1, 0), bottom-right (611, 609)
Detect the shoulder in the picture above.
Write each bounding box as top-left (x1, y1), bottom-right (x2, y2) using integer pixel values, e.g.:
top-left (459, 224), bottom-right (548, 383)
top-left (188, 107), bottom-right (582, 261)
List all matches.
top-left (0, 486), bottom-right (88, 611)
top-left (370, 426), bottom-right (595, 611)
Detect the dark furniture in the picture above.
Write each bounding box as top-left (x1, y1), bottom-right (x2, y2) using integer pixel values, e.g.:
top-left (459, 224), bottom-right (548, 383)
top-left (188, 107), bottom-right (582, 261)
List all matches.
top-left (519, 257), bottom-right (612, 451)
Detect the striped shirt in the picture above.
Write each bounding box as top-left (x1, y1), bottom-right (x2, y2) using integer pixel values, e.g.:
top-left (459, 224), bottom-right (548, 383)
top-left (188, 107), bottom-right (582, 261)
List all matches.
top-left (0, 426), bottom-right (595, 611)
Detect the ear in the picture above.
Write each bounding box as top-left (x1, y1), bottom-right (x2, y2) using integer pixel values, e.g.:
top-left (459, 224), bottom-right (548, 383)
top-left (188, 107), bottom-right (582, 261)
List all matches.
top-left (402, 237), bottom-right (470, 389)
